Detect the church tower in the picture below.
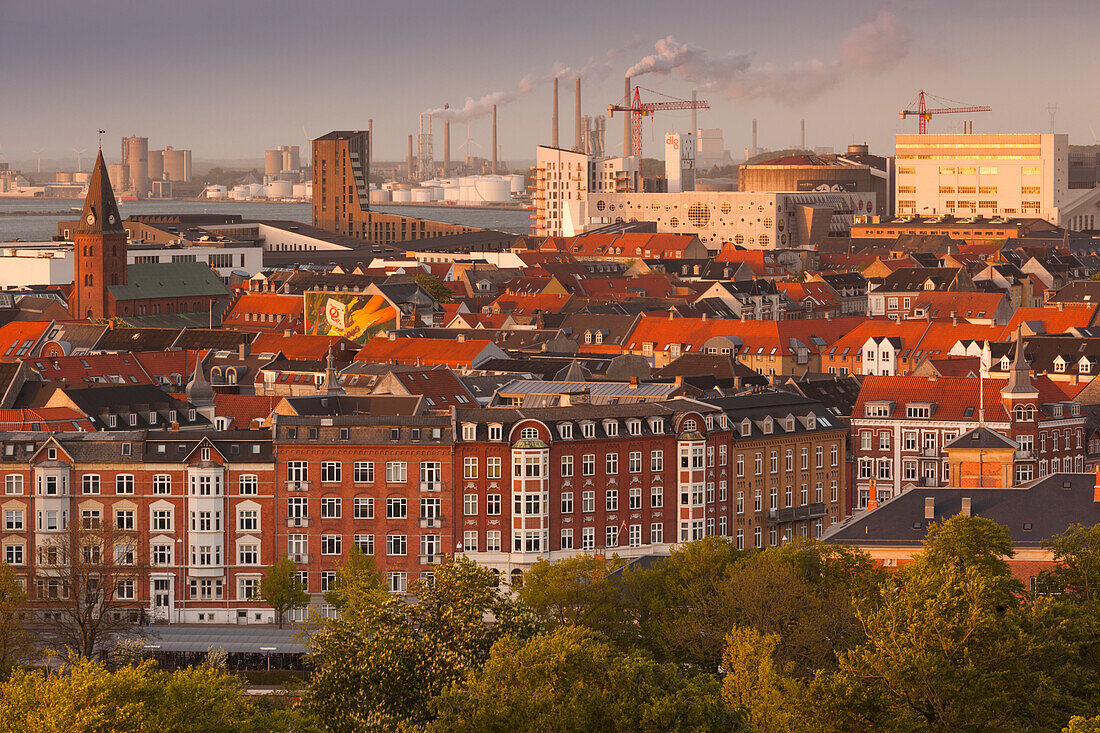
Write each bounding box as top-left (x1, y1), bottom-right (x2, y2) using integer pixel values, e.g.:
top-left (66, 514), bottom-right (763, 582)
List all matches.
top-left (71, 148), bottom-right (127, 320)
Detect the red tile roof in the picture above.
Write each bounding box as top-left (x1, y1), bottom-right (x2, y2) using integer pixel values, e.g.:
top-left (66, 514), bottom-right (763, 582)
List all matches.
top-left (0, 407), bottom-right (95, 432)
top-left (250, 333), bottom-right (358, 361)
top-left (854, 374), bottom-right (1071, 422)
top-left (1002, 305), bottom-right (1098, 337)
top-left (912, 291), bottom-right (1005, 319)
top-left (212, 394), bottom-right (280, 429)
top-left (26, 352), bottom-right (156, 386)
top-left (353, 337), bottom-right (496, 369)
top-left (713, 249), bottom-right (787, 277)
top-left (222, 293), bottom-right (304, 333)
top-left (0, 322), bottom-right (49, 358)
top-left (489, 292), bottom-right (572, 316)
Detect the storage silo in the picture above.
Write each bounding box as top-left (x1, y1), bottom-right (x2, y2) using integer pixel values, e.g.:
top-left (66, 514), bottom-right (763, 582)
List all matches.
top-left (474, 176), bottom-right (511, 203)
top-left (124, 135), bottom-right (149, 195)
top-left (147, 149), bottom-right (164, 181)
top-left (266, 180), bottom-right (293, 198)
top-left (265, 150), bottom-right (282, 178)
top-left (108, 164), bottom-right (126, 191)
top-left (292, 183), bottom-right (309, 198)
top-left (412, 188), bottom-right (432, 203)
top-left (443, 186), bottom-right (460, 201)
top-left (162, 147), bottom-right (191, 182)
top-left (509, 173), bottom-right (525, 195)
top-left (392, 189), bottom-right (412, 202)
top-left (370, 189), bottom-right (392, 204)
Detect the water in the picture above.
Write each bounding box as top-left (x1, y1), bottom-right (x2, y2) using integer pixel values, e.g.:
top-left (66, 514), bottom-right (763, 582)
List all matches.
top-left (0, 198), bottom-right (531, 241)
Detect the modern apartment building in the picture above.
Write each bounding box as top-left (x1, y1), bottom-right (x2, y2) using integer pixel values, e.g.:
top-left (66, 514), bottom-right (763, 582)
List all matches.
top-left (531, 145), bottom-right (640, 237)
top-left (894, 133), bottom-right (1069, 222)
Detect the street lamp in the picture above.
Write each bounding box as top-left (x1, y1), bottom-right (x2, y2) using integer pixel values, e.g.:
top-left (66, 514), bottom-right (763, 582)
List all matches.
top-left (260, 646), bottom-right (277, 671)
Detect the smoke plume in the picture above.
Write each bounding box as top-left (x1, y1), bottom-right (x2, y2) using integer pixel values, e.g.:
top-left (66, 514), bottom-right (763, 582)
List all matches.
top-left (625, 8), bottom-right (908, 104)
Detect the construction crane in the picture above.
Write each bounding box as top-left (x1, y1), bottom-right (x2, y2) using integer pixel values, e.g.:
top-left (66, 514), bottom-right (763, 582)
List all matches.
top-left (899, 90), bottom-right (991, 134)
top-left (608, 85), bottom-right (709, 157)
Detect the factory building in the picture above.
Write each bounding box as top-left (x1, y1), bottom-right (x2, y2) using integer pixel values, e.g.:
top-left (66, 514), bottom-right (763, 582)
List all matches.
top-left (265, 145), bottom-right (301, 181)
top-left (585, 190), bottom-right (874, 250)
top-left (894, 133), bottom-right (1068, 223)
top-left (160, 146), bottom-right (192, 183)
top-left (739, 148), bottom-right (890, 217)
top-left (531, 145), bottom-right (640, 237)
top-left (312, 130), bottom-right (480, 244)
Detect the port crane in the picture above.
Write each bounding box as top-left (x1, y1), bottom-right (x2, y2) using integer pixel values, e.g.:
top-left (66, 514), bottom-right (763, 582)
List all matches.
top-left (899, 90), bottom-right (991, 134)
top-left (608, 86), bottom-right (709, 157)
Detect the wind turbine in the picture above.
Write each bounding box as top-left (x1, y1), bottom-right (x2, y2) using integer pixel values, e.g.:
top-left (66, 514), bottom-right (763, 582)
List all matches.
top-left (73, 147), bottom-right (87, 172)
top-left (456, 121), bottom-right (481, 162)
top-left (301, 124), bottom-right (310, 169)
top-left (31, 148), bottom-right (44, 173)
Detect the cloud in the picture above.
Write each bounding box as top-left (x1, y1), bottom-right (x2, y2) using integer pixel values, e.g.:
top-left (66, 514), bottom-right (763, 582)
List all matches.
top-left (624, 8), bottom-right (909, 105)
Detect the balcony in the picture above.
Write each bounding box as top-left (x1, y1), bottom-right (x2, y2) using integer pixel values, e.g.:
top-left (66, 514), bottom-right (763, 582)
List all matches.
top-left (921, 448), bottom-right (939, 458)
top-left (285, 516), bottom-right (312, 528)
top-left (291, 553), bottom-right (312, 564)
top-left (418, 554), bottom-right (443, 565)
top-left (919, 476), bottom-right (937, 487)
top-left (420, 481), bottom-right (441, 492)
top-left (1014, 450), bottom-right (1034, 459)
top-left (772, 503), bottom-right (828, 523)
top-left (286, 480), bottom-right (310, 492)
top-left (419, 516), bottom-right (443, 529)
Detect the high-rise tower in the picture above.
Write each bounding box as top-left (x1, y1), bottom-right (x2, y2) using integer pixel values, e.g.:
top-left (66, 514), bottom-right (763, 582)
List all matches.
top-left (71, 149), bottom-right (127, 320)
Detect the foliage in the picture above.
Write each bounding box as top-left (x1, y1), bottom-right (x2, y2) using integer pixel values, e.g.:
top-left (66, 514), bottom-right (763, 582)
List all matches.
top-left (322, 546), bottom-right (385, 612)
top-left (429, 625), bottom-right (733, 732)
top-left (720, 626), bottom-right (800, 733)
top-left (517, 553), bottom-right (626, 632)
top-left (0, 657), bottom-right (308, 732)
top-left (1039, 523), bottom-right (1100, 602)
top-left (259, 555), bottom-right (310, 629)
top-left (0, 564), bottom-right (30, 677)
top-left (413, 274), bottom-right (454, 304)
top-left (1065, 717), bottom-right (1100, 733)
top-left (304, 556), bottom-right (536, 733)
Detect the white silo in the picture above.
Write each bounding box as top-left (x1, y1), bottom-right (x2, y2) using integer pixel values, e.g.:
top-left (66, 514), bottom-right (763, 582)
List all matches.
top-left (412, 188), bottom-right (432, 203)
top-left (392, 189), bottom-right (412, 203)
top-left (509, 174), bottom-right (525, 195)
top-left (443, 186), bottom-right (460, 202)
top-left (370, 189), bottom-right (393, 204)
top-left (292, 183), bottom-right (309, 198)
top-left (474, 176), bottom-right (511, 203)
top-left (266, 180), bottom-right (293, 198)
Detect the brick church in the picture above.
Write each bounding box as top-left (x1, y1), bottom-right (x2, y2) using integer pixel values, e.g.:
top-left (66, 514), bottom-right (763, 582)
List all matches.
top-left (69, 149), bottom-right (230, 321)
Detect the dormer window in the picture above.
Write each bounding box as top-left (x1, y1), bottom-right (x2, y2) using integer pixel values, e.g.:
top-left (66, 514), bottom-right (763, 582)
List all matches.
top-left (785, 416), bottom-right (795, 432)
top-left (558, 423), bottom-right (573, 440)
top-left (741, 418), bottom-right (752, 437)
top-left (805, 414), bottom-right (816, 430)
top-left (864, 402), bottom-right (892, 418)
top-left (762, 417), bottom-right (773, 435)
top-left (149, 412), bottom-right (157, 424)
top-left (488, 424), bottom-right (502, 441)
top-left (584, 331), bottom-right (592, 344)
top-left (169, 410), bottom-right (177, 423)
top-left (594, 331), bottom-right (603, 344)
top-left (603, 420), bottom-right (618, 437)
top-left (705, 416), bottom-right (714, 430)
top-left (462, 424), bottom-right (476, 441)
top-left (581, 422), bottom-right (595, 439)
top-left (188, 409), bottom-right (196, 422)
top-left (906, 404), bottom-right (933, 419)
top-left (1000, 357), bottom-right (1010, 371)
top-left (129, 413), bottom-right (138, 427)
top-left (1054, 357), bottom-right (1067, 373)
top-left (108, 415), bottom-right (117, 428)
top-left (1080, 358), bottom-right (1092, 375)
top-left (682, 418), bottom-right (697, 433)
top-left (648, 418), bottom-right (662, 434)
top-left (627, 420), bottom-right (641, 436)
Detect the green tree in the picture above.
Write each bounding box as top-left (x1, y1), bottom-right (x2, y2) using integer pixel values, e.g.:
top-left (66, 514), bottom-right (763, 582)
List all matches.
top-left (720, 626), bottom-right (800, 733)
top-left (0, 564), bottom-right (30, 677)
top-left (259, 555), bottom-right (309, 629)
top-left (413, 274), bottom-right (454, 304)
top-left (322, 545), bottom-right (385, 612)
top-left (304, 556), bottom-right (535, 732)
top-left (1065, 716), bottom-right (1100, 732)
top-left (518, 553), bottom-right (626, 632)
top-left (429, 625), bottom-right (732, 732)
top-left (1039, 523), bottom-right (1100, 602)
top-left (0, 657), bottom-right (307, 732)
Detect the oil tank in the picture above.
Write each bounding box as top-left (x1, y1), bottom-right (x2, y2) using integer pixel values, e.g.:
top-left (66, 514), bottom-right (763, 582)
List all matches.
top-left (391, 189), bottom-right (412, 203)
top-left (247, 183), bottom-right (264, 197)
top-left (412, 188), bottom-right (432, 202)
top-left (292, 183), bottom-right (309, 198)
top-left (474, 176), bottom-right (511, 203)
top-left (509, 174), bottom-right (525, 195)
top-left (443, 187), bottom-right (460, 201)
top-left (266, 180), bottom-right (293, 198)
top-left (370, 189), bottom-right (392, 203)
top-left (230, 185), bottom-right (250, 200)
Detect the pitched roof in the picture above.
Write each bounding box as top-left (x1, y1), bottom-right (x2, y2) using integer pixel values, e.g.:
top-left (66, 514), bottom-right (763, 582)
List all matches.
top-left (0, 321), bottom-right (50, 358)
top-left (0, 407), bottom-right (95, 432)
top-left (1002, 305), bottom-right (1098, 337)
top-left (853, 374), bottom-right (1071, 422)
top-left (107, 262), bottom-right (231, 301)
top-left (76, 150), bottom-right (124, 236)
top-left (26, 352), bottom-right (156, 386)
top-left (353, 336), bottom-right (500, 369)
top-left (211, 393), bottom-right (280, 429)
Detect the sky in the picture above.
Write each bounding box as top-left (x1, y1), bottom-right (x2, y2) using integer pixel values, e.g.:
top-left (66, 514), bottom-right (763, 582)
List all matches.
top-left (2, 0), bottom-right (1099, 169)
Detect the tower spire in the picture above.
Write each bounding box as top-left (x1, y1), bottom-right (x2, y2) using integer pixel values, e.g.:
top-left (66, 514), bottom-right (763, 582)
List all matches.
top-left (1001, 325), bottom-right (1038, 398)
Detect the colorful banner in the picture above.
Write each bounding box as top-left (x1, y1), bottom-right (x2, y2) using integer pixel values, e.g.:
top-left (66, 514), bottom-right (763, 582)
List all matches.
top-left (304, 291), bottom-right (397, 343)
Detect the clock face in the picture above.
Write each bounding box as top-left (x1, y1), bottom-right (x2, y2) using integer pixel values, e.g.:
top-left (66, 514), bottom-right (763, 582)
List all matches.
top-left (86, 213), bottom-right (95, 225)
top-left (108, 215), bottom-right (116, 224)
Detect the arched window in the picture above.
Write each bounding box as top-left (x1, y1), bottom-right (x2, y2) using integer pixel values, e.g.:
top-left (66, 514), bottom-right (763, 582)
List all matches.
top-left (682, 419), bottom-right (697, 432)
top-left (520, 427), bottom-right (539, 440)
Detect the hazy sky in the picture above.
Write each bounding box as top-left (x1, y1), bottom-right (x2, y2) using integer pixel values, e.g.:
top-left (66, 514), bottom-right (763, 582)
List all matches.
top-left (2, 0), bottom-right (1098, 168)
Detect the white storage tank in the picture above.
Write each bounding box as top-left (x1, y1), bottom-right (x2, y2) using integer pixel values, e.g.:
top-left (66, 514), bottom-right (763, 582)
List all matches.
top-left (428, 186), bottom-right (444, 201)
top-left (205, 184), bottom-right (228, 199)
top-left (420, 179), bottom-right (440, 188)
top-left (439, 178), bottom-right (458, 188)
top-left (370, 189), bottom-right (392, 203)
top-left (474, 176), bottom-right (511, 203)
top-left (230, 185), bottom-right (250, 200)
top-left (443, 187), bottom-right (460, 201)
top-left (292, 183), bottom-right (309, 198)
top-left (412, 188), bottom-right (432, 202)
top-left (247, 183), bottom-right (264, 197)
top-left (391, 189), bottom-right (412, 202)
top-left (509, 174), bottom-right (525, 195)
top-left (266, 180), bottom-right (293, 198)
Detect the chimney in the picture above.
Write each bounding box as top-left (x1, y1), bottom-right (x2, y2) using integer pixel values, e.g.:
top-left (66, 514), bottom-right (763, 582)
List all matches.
top-left (624, 76), bottom-right (632, 156)
top-left (752, 118), bottom-right (758, 152)
top-left (456, 333), bottom-right (465, 343)
top-left (800, 119), bottom-right (806, 149)
top-left (673, 376), bottom-right (683, 389)
top-left (1058, 301), bottom-right (1064, 311)
top-left (491, 104), bottom-right (498, 174)
top-left (407, 134), bottom-right (414, 180)
top-left (628, 376), bottom-right (639, 389)
top-left (561, 393), bottom-right (571, 407)
top-left (443, 119), bottom-right (450, 177)
top-left (960, 497), bottom-right (972, 517)
top-left (574, 76), bottom-right (582, 153)
top-left (924, 496), bottom-right (935, 520)
top-left (238, 341), bottom-right (249, 360)
top-left (552, 77), bottom-right (559, 148)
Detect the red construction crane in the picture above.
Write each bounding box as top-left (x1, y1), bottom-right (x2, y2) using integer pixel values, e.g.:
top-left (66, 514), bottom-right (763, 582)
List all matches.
top-left (899, 90), bottom-right (991, 134)
top-left (608, 85), bottom-right (709, 157)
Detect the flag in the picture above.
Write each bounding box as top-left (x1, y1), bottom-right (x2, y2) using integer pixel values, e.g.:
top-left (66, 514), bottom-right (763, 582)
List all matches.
top-left (325, 298), bottom-right (347, 331)
top-left (980, 341), bottom-right (992, 378)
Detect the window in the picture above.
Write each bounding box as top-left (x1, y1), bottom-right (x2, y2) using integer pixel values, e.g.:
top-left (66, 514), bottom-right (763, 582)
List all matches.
top-left (487, 457), bottom-right (501, 479)
top-left (628, 487), bottom-right (642, 510)
top-left (152, 544), bottom-right (171, 565)
top-left (878, 459), bottom-right (892, 480)
top-left (558, 423), bottom-right (573, 439)
top-left (488, 424), bottom-right (502, 441)
top-left (321, 497), bottom-right (341, 519)
top-left (650, 485), bottom-right (663, 508)
top-left (464, 457), bottom-right (478, 479)
top-left (82, 474), bottom-right (100, 495)
top-left (4, 475), bottom-right (22, 495)
top-left (463, 531), bottom-right (478, 552)
top-left (561, 492), bottom-right (573, 514)
top-left (486, 494), bottom-right (501, 515)
top-left (151, 509), bottom-right (172, 532)
top-left (354, 497), bottom-right (374, 519)
top-left (581, 527), bottom-right (595, 551)
top-left (560, 528), bottom-right (573, 550)
top-left (239, 544), bottom-right (259, 565)
top-left (629, 451), bottom-right (642, 474)
top-left (4, 510), bottom-right (22, 531)
top-left (520, 427), bottom-right (539, 440)
top-left (770, 451), bottom-right (778, 474)
top-left (386, 498), bottom-right (407, 519)
top-left (605, 490), bottom-right (618, 512)
top-left (321, 535), bottom-right (341, 555)
top-left (605, 453), bottom-right (618, 475)
top-left (321, 462), bottom-right (341, 483)
top-left (879, 431), bottom-right (890, 450)
top-left (354, 462), bottom-right (374, 483)
top-left (582, 491), bottom-right (595, 513)
top-left (386, 535), bottom-right (407, 556)
top-left (582, 454), bottom-right (595, 476)
top-left (462, 424), bottom-right (476, 441)
top-left (486, 531), bottom-right (501, 552)
top-left (388, 572), bottom-right (407, 593)
top-left (354, 534), bottom-right (374, 555)
top-left (651, 450), bottom-right (663, 472)
top-left (152, 474), bottom-right (171, 495)
top-left (606, 526), bottom-right (619, 548)
top-left (238, 509), bottom-right (258, 532)
top-left (464, 493), bottom-right (478, 516)
top-left (238, 474), bottom-right (258, 495)
top-left (386, 462), bottom-right (407, 483)
top-left (736, 454), bottom-right (744, 477)
top-left (560, 455), bottom-right (573, 477)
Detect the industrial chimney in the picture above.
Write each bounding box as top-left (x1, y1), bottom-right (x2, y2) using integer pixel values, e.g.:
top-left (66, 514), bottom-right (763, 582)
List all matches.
top-left (552, 77), bottom-right (559, 148)
top-left (574, 76), bottom-right (582, 152)
top-left (491, 104), bottom-right (498, 174)
top-left (624, 77), bottom-right (632, 157)
top-left (443, 118), bottom-right (450, 177)
top-left (407, 134), bottom-right (414, 181)
top-left (752, 119), bottom-right (758, 154)
top-left (801, 119), bottom-right (806, 149)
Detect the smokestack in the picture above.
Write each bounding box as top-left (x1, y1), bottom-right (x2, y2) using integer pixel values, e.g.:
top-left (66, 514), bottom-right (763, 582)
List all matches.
top-left (691, 89), bottom-right (697, 135)
top-left (407, 134), bottom-right (414, 181)
top-left (367, 118), bottom-right (373, 211)
top-left (491, 104), bottom-right (497, 174)
top-left (552, 77), bottom-right (559, 148)
top-left (624, 76), bottom-right (632, 157)
top-left (752, 119), bottom-right (757, 153)
top-left (575, 76), bottom-right (582, 152)
top-left (443, 119), bottom-right (450, 177)
top-left (801, 119), bottom-right (805, 149)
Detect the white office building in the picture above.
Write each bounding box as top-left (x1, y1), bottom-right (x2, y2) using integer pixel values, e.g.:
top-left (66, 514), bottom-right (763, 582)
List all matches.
top-left (532, 146), bottom-right (640, 237)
